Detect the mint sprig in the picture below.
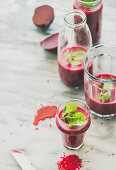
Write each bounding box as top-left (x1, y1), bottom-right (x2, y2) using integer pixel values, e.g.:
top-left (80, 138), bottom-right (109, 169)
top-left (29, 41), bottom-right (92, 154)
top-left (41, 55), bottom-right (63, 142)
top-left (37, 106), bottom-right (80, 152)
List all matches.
top-left (110, 76), bottom-right (115, 80)
top-left (65, 49), bottom-right (86, 66)
top-left (72, 51), bottom-right (86, 61)
top-left (81, 0), bottom-right (96, 2)
top-left (65, 103), bottom-right (78, 114)
top-left (80, 0), bottom-right (98, 11)
top-left (62, 103), bottom-right (87, 126)
top-left (99, 91), bottom-right (111, 101)
top-left (98, 76), bottom-right (114, 101)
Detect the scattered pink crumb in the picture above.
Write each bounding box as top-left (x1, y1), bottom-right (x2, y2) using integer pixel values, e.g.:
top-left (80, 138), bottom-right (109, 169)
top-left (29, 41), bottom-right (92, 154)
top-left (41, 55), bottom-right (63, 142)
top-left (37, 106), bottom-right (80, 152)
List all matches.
top-left (35, 127), bottom-right (39, 130)
top-left (2, 139), bottom-right (5, 143)
top-left (46, 80), bottom-right (50, 83)
top-left (112, 153), bottom-right (115, 156)
top-left (50, 124), bottom-right (52, 127)
top-left (91, 147), bottom-right (94, 150)
top-left (84, 161), bottom-right (90, 162)
top-left (31, 162), bottom-right (33, 166)
top-left (85, 150), bottom-right (89, 153)
top-left (9, 132), bottom-right (13, 135)
top-left (40, 104), bottom-right (44, 107)
top-left (19, 124), bottom-right (23, 127)
top-left (54, 152), bottom-right (57, 155)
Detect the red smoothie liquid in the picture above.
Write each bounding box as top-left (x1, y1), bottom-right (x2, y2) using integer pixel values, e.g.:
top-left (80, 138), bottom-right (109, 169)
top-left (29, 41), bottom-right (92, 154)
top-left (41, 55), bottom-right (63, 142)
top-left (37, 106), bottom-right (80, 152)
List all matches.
top-left (85, 73), bottom-right (116, 116)
top-left (56, 106), bottom-right (91, 149)
top-left (58, 46), bottom-right (91, 87)
top-left (74, 2), bottom-right (103, 44)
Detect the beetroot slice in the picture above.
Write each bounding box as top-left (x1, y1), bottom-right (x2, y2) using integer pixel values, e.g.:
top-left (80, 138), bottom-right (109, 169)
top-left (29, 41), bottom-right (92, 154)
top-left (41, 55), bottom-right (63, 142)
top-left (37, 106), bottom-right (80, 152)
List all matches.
top-left (40, 33), bottom-right (59, 50)
top-left (33, 5), bottom-right (54, 28)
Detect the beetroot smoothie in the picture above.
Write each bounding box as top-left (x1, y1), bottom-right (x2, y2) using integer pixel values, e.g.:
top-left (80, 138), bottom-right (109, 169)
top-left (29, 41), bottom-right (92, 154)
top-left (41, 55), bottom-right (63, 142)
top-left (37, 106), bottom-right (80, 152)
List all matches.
top-left (85, 73), bottom-right (116, 117)
top-left (56, 100), bottom-right (91, 149)
top-left (58, 46), bottom-right (92, 87)
top-left (74, 0), bottom-right (103, 44)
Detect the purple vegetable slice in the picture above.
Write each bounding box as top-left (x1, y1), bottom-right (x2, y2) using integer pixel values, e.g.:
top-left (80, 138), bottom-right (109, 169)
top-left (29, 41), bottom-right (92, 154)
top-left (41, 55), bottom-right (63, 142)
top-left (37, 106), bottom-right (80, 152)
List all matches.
top-left (33, 5), bottom-right (54, 28)
top-left (40, 33), bottom-right (59, 50)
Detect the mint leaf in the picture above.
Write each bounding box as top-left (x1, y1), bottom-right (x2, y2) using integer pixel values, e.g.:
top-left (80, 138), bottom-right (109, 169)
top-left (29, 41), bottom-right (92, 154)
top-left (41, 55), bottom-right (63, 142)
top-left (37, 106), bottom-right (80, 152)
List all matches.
top-left (65, 49), bottom-right (85, 66)
top-left (65, 103), bottom-right (78, 113)
top-left (72, 50), bottom-right (86, 61)
top-left (74, 112), bottom-right (86, 121)
top-left (77, 120), bottom-right (87, 126)
top-left (71, 60), bottom-right (81, 66)
top-left (62, 106), bottom-right (67, 118)
top-left (100, 91), bottom-right (111, 100)
top-left (65, 49), bottom-right (72, 64)
top-left (65, 116), bottom-right (78, 125)
top-left (103, 83), bottom-right (113, 90)
top-left (80, 0), bottom-right (98, 11)
top-left (81, 0), bottom-right (96, 2)
top-left (110, 76), bottom-right (115, 80)
top-left (65, 111), bottom-right (87, 126)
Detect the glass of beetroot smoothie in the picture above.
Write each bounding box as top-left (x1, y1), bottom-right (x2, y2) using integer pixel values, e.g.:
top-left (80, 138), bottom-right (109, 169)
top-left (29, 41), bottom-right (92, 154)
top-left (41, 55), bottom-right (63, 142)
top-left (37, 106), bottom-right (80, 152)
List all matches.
top-left (58, 10), bottom-right (92, 88)
top-left (83, 45), bottom-right (116, 118)
top-left (56, 99), bottom-right (91, 150)
top-left (74, 0), bottom-right (103, 44)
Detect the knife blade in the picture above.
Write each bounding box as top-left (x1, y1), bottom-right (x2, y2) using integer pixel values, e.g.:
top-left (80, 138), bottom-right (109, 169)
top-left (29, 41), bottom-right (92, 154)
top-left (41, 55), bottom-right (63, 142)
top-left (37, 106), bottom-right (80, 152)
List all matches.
top-left (11, 149), bottom-right (36, 170)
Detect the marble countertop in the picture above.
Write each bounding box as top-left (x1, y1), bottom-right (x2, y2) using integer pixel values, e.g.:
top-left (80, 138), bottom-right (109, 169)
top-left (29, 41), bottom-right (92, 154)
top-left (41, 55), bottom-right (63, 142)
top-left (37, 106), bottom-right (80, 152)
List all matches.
top-left (0, 0), bottom-right (116, 170)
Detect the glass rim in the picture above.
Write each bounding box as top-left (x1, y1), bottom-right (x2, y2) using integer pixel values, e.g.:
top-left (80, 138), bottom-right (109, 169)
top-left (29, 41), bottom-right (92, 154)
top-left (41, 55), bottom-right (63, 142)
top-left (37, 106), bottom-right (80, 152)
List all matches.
top-left (83, 44), bottom-right (116, 83)
top-left (56, 98), bottom-right (90, 126)
top-left (77, 0), bottom-right (102, 6)
top-left (64, 10), bottom-right (87, 28)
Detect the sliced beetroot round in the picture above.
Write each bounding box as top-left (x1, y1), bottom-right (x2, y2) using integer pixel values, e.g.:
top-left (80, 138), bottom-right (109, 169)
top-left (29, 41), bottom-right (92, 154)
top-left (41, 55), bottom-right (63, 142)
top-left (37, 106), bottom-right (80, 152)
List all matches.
top-left (40, 33), bottom-right (59, 50)
top-left (33, 5), bottom-right (54, 28)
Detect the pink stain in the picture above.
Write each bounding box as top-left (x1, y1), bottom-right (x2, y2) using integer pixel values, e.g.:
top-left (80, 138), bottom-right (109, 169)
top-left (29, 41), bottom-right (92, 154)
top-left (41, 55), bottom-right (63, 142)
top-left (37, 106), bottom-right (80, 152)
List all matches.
top-left (11, 150), bottom-right (22, 154)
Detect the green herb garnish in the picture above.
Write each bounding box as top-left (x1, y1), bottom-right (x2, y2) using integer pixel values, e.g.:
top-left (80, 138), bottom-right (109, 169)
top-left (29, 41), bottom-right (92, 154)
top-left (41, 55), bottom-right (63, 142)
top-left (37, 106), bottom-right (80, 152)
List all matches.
top-left (81, 0), bottom-right (96, 2)
top-left (72, 51), bottom-right (86, 61)
top-left (110, 76), bottom-right (115, 80)
top-left (65, 49), bottom-right (86, 66)
top-left (98, 75), bottom-right (114, 101)
top-left (99, 91), bottom-right (111, 101)
top-left (62, 103), bottom-right (87, 126)
top-left (65, 103), bottom-right (78, 114)
top-left (80, 0), bottom-right (98, 11)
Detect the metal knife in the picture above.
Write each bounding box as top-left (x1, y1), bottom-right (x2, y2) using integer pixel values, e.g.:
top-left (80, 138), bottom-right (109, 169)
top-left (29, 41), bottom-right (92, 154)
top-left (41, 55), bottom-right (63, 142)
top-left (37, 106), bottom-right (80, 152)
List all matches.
top-left (11, 149), bottom-right (36, 170)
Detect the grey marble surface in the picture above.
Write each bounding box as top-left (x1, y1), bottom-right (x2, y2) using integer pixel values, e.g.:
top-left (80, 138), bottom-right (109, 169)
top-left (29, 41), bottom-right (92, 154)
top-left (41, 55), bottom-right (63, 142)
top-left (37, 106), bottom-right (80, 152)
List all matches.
top-left (0, 0), bottom-right (116, 170)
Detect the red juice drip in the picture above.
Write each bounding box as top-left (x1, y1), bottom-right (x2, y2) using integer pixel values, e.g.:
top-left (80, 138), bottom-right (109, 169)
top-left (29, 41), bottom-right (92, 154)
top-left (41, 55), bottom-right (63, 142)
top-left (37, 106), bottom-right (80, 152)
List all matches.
top-left (57, 154), bottom-right (83, 170)
top-left (33, 106), bottom-right (57, 126)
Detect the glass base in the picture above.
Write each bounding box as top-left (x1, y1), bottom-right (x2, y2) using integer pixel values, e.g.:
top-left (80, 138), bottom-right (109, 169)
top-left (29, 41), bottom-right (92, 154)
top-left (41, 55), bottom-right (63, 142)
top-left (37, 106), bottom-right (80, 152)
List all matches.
top-left (91, 110), bottom-right (116, 119)
top-left (64, 142), bottom-right (84, 150)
